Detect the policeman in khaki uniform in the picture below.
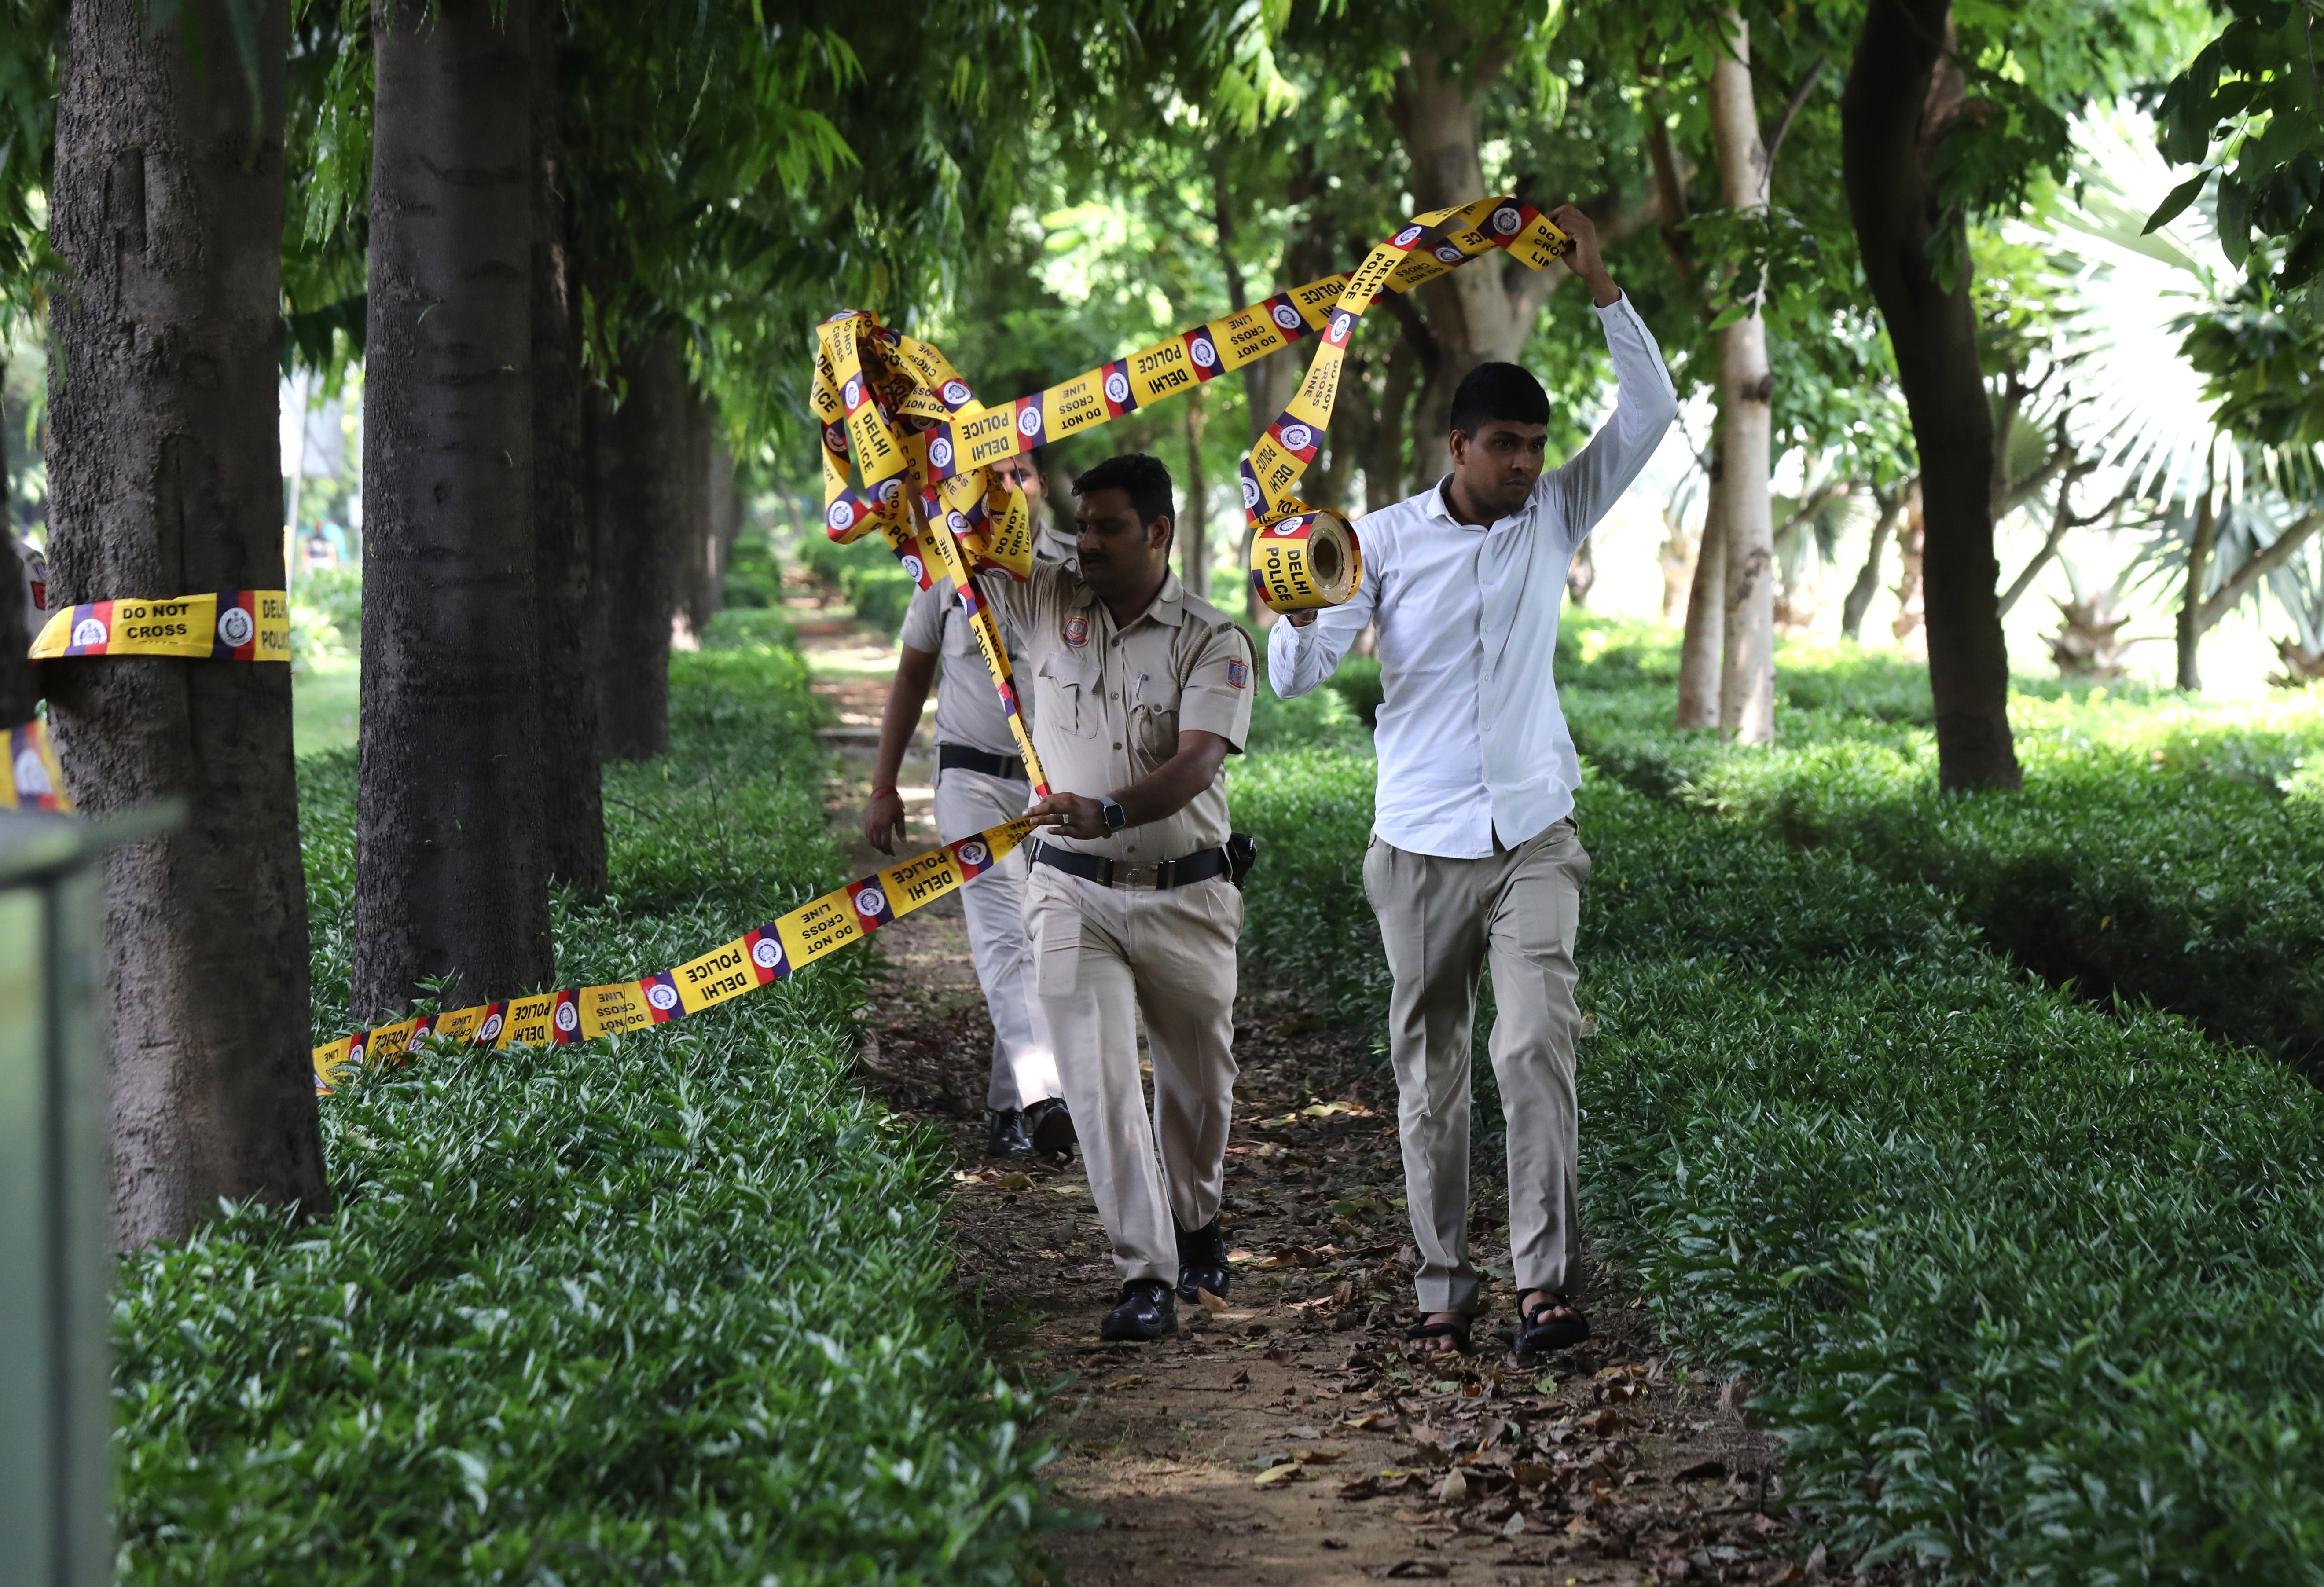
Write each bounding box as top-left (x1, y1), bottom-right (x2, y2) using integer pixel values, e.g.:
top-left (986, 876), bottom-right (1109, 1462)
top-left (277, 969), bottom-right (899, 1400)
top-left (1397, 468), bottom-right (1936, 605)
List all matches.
top-left (979, 452), bottom-right (1255, 1342)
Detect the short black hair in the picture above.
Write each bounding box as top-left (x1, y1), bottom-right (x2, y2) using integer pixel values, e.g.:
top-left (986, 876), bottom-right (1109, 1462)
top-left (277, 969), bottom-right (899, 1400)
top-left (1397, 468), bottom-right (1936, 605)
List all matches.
top-left (1449, 362), bottom-right (1550, 437)
top-left (1074, 452), bottom-right (1175, 536)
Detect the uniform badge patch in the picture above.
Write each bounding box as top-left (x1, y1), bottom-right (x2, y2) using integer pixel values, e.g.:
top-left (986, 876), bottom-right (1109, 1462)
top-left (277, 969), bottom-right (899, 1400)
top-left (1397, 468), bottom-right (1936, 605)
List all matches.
top-left (1226, 660), bottom-right (1248, 689)
top-left (1063, 614), bottom-right (1090, 649)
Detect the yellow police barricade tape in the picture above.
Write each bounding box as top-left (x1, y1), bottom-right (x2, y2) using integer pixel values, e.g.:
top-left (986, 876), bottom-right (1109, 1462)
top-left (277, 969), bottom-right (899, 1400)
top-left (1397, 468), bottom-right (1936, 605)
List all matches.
top-left (310, 815), bottom-right (1041, 1093)
top-left (0, 716), bottom-right (71, 811)
top-left (29, 589), bottom-right (291, 661)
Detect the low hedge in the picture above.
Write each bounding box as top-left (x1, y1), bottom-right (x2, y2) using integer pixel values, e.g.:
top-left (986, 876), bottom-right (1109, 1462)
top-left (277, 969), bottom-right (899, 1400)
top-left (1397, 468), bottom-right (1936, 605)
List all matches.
top-left (115, 629), bottom-right (1056, 1584)
top-left (1230, 744), bottom-right (2324, 1582)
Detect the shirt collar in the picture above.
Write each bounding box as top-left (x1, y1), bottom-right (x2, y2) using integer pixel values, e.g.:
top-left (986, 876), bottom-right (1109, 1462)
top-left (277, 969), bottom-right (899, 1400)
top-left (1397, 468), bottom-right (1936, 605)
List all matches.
top-left (1072, 569), bottom-right (1187, 629)
top-left (1428, 473), bottom-right (1525, 533)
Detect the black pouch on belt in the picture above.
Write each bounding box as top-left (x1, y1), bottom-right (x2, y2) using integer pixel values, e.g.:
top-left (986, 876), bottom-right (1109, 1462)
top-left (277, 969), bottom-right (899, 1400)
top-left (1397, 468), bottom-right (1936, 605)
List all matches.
top-left (1224, 832), bottom-right (1258, 890)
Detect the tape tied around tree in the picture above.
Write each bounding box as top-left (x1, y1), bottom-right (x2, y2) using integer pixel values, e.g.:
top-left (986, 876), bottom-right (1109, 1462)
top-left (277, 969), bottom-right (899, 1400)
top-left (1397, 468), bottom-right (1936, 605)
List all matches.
top-left (27, 589), bottom-right (291, 661)
top-left (309, 814), bottom-right (1041, 1093)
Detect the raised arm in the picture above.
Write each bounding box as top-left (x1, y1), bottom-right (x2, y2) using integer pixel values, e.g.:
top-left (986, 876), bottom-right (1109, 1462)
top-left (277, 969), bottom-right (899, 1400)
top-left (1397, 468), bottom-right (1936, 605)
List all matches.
top-left (1544, 294), bottom-right (1679, 550)
top-left (1267, 560), bottom-right (1376, 698)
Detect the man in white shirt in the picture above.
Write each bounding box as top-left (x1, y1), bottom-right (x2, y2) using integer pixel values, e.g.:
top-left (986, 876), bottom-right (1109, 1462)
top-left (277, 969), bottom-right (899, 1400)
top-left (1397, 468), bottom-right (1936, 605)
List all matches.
top-left (1270, 206), bottom-right (1676, 1358)
top-left (864, 450), bottom-right (1077, 1158)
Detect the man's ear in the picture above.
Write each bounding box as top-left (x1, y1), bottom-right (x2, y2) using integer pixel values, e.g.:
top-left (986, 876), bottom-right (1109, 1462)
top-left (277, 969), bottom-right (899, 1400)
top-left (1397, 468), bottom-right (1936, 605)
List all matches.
top-left (1148, 514), bottom-right (1174, 552)
top-left (1449, 429), bottom-right (1469, 465)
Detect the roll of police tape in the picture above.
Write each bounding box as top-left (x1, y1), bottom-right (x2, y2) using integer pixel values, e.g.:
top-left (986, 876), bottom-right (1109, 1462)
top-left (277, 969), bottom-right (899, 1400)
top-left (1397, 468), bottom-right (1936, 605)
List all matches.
top-left (311, 814), bottom-right (1042, 1093)
top-left (0, 717), bottom-right (71, 811)
top-left (1247, 510), bottom-right (1362, 613)
top-left (29, 589), bottom-right (291, 662)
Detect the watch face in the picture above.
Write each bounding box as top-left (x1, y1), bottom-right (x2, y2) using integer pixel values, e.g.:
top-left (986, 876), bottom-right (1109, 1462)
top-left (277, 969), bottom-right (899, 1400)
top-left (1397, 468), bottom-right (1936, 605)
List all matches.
top-left (1102, 799), bottom-right (1126, 830)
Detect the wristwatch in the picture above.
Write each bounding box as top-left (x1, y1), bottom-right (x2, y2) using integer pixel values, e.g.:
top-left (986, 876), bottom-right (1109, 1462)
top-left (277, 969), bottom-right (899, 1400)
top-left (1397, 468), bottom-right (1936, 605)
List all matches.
top-left (1099, 795), bottom-right (1127, 832)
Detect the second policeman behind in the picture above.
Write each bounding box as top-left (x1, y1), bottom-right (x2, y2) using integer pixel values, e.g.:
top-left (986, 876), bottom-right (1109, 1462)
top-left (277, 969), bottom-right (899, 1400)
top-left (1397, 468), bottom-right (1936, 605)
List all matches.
top-left (978, 452), bottom-right (1255, 1344)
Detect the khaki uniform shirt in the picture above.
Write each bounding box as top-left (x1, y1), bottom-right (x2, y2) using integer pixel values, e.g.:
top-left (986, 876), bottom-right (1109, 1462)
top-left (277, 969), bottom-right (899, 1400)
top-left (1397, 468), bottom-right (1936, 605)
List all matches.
top-left (981, 564), bottom-right (1254, 865)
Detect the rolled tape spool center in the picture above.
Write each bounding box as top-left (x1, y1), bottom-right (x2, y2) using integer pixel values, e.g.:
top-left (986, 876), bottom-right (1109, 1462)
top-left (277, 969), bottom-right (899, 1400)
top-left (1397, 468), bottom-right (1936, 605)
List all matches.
top-left (1308, 529), bottom-right (1344, 591)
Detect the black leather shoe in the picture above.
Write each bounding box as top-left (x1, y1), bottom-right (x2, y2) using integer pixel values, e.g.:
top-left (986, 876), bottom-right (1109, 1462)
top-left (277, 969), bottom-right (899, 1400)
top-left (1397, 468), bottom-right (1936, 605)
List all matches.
top-left (1025, 1096), bottom-right (1077, 1159)
top-left (1176, 1217), bottom-right (1230, 1304)
top-left (1101, 1279), bottom-right (1178, 1342)
top-left (986, 1108), bottom-right (1032, 1158)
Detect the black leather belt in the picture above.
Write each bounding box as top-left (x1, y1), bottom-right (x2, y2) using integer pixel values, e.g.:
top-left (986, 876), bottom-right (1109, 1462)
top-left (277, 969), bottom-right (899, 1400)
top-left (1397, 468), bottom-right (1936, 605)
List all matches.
top-left (938, 743), bottom-right (1026, 781)
top-left (1033, 840), bottom-right (1229, 891)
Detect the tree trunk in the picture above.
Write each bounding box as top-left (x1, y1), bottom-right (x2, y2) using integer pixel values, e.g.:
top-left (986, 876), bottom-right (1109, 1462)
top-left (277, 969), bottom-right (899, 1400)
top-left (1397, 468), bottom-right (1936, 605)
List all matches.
top-left (2175, 482), bottom-right (2216, 693)
top-left (1182, 386), bottom-right (1209, 600)
top-left (1709, 12), bottom-right (1775, 745)
top-left (594, 335), bottom-right (685, 760)
top-left (707, 431), bottom-right (740, 617)
top-left (1676, 442), bottom-right (1728, 729)
top-left (1841, 484), bottom-right (1904, 640)
top-left (670, 381), bottom-right (714, 650)
top-left (46, 0), bottom-right (328, 1245)
top-left (1842, 0), bottom-right (2021, 789)
top-left (355, 0), bottom-right (550, 1021)
top-left (529, 7), bottom-right (604, 895)
top-left (1388, 39), bottom-right (1567, 466)
top-left (0, 349), bottom-right (34, 726)
top-left (1891, 488), bottom-right (1927, 643)
top-left (1211, 160), bottom-right (1273, 450)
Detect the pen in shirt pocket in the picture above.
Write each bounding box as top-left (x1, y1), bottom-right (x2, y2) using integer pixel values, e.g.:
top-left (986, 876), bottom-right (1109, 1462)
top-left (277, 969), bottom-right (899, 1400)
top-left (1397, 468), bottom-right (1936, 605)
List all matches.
top-left (1133, 672), bottom-right (1149, 707)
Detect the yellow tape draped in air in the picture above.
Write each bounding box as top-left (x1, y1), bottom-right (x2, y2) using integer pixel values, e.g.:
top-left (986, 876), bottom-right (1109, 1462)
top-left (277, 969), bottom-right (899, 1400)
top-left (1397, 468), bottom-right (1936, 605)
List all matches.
top-left (309, 816), bottom-right (1039, 1094)
top-left (29, 589), bottom-right (290, 661)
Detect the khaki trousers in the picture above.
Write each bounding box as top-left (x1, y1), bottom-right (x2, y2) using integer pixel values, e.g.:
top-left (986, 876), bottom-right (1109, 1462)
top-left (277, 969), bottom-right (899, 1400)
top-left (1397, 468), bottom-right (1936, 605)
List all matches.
top-left (1023, 862), bottom-right (1242, 1286)
top-left (932, 762), bottom-right (1059, 1112)
top-left (1364, 818), bottom-right (1591, 1316)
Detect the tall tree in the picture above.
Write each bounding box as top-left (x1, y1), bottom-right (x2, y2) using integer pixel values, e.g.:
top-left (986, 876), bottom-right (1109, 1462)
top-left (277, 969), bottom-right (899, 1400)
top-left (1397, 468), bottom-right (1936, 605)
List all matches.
top-left (592, 336), bottom-right (686, 762)
top-left (0, 350), bottom-right (31, 727)
top-left (1707, 11), bottom-right (1775, 744)
top-left (529, 5), bottom-right (603, 894)
top-left (1841, 0), bottom-right (2020, 791)
top-left (46, 0), bottom-right (327, 1244)
top-left (355, 0), bottom-right (551, 1019)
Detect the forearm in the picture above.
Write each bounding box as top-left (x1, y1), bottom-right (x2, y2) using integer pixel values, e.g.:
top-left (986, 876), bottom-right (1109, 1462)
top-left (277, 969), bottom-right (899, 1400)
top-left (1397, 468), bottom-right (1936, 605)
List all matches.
top-left (1111, 735), bottom-right (1230, 830)
top-left (873, 649), bottom-right (937, 789)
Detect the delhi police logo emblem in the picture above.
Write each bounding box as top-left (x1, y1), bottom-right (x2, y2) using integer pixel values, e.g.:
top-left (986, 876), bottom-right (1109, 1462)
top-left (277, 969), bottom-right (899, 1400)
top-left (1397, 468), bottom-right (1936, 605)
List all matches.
top-left (1435, 244), bottom-right (1465, 264)
top-left (826, 501), bottom-right (854, 531)
top-left (902, 554), bottom-right (925, 582)
top-left (855, 886), bottom-right (888, 918)
top-left (1104, 371), bottom-right (1131, 405)
top-left (930, 436), bottom-right (954, 469)
top-left (842, 376), bottom-right (863, 408)
top-left (554, 1001), bottom-right (578, 1034)
top-left (479, 1012), bottom-right (504, 1041)
top-left (1281, 423), bottom-right (1314, 453)
top-left (942, 379), bottom-right (973, 406)
top-left (406, 1026), bottom-right (430, 1050)
top-left (947, 509), bottom-right (971, 534)
top-left (959, 840), bottom-right (989, 867)
top-left (71, 616), bottom-right (107, 648)
top-left (216, 604), bottom-right (254, 648)
top-left (646, 982), bottom-right (679, 1012)
top-left (824, 423), bottom-right (846, 451)
top-left (1017, 406), bottom-right (1043, 436)
top-left (1394, 225), bottom-right (1424, 247)
top-left (14, 747), bottom-right (49, 795)
top-left (1190, 336), bottom-right (1218, 369)
top-left (1270, 518), bottom-right (1305, 535)
top-left (1063, 614), bottom-right (1090, 649)
top-left (1241, 476), bottom-right (1261, 508)
top-left (877, 477), bottom-right (903, 505)
top-left (1493, 205), bottom-right (1521, 235)
top-left (1328, 312), bottom-right (1353, 345)
top-left (1270, 303), bottom-right (1303, 330)
top-left (752, 938), bottom-right (782, 970)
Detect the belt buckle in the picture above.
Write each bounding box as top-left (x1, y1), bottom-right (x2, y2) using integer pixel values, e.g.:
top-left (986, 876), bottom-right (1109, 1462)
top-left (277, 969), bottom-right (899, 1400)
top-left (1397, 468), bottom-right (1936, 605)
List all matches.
top-left (1115, 861), bottom-right (1159, 889)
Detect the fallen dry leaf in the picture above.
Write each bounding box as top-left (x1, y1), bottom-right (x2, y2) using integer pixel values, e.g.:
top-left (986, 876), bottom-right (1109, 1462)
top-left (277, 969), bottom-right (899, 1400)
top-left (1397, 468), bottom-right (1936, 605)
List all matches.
top-left (1374, 1561), bottom-right (1451, 1579)
top-left (1501, 1512), bottom-right (1526, 1539)
top-left (1227, 1367), bottom-right (1251, 1388)
top-left (1341, 1411), bottom-right (1388, 1429)
top-left (1253, 1462), bottom-right (1306, 1487)
top-left (992, 1171), bottom-right (1034, 1191)
top-left (1294, 1448), bottom-right (1344, 1464)
top-left (1436, 1468), bottom-right (1469, 1506)
top-left (1264, 1347), bottom-right (1299, 1366)
top-left (1197, 1288), bottom-right (1230, 1312)
top-left (1107, 1375), bottom-right (1142, 1390)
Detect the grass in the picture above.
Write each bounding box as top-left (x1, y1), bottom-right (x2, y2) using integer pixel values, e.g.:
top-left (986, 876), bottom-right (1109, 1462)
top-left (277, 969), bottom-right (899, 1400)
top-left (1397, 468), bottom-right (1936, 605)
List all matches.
top-left (1230, 658), bottom-right (2324, 1580)
top-left (116, 615), bottom-right (1058, 1585)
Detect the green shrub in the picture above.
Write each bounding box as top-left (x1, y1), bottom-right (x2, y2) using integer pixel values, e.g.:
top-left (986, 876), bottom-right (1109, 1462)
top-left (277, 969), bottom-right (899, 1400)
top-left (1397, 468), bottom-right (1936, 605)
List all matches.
top-left (1230, 744), bottom-right (2324, 1582)
top-left (1326, 656), bottom-right (1384, 727)
top-left (723, 531), bottom-right (784, 608)
top-left (701, 605), bottom-right (796, 652)
top-left (117, 643), bottom-right (1057, 1585)
top-left (796, 529), bottom-right (917, 636)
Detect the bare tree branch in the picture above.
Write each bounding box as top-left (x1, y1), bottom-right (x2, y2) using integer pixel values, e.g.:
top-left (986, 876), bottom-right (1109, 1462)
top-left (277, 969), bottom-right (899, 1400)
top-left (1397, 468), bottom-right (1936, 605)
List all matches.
top-left (1761, 54), bottom-right (1828, 174)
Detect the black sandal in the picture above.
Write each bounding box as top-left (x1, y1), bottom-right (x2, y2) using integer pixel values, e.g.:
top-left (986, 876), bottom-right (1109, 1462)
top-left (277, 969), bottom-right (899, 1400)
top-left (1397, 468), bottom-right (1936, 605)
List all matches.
top-left (1518, 1291), bottom-right (1590, 1353)
top-left (1403, 1314), bottom-right (1472, 1356)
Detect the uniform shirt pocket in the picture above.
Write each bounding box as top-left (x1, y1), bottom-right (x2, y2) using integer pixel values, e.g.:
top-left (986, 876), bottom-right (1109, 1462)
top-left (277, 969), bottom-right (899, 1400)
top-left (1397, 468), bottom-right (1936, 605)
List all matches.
top-left (1035, 650), bottom-right (1098, 738)
top-left (1133, 704), bottom-right (1179, 759)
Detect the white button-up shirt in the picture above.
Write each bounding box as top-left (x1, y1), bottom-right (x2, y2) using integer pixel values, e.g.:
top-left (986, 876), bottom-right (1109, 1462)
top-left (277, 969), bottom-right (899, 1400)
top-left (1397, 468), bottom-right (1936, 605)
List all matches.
top-left (1267, 295), bottom-right (1677, 858)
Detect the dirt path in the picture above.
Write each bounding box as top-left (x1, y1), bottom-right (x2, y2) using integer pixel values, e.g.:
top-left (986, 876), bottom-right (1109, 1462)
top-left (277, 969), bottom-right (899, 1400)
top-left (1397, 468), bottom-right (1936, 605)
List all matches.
top-left (791, 594), bottom-right (1818, 1587)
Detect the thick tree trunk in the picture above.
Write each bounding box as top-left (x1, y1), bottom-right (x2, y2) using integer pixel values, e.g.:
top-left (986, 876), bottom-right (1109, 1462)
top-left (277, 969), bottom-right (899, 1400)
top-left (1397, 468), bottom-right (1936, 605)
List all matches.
top-left (529, 9), bottom-right (603, 895)
top-left (1841, 484), bottom-right (1905, 641)
top-left (1389, 42), bottom-right (1567, 466)
top-left (355, 0), bottom-right (551, 1020)
top-left (2175, 484), bottom-right (2215, 693)
top-left (1676, 445), bottom-right (1728, 729)
top-left (1182, 387), bottom-right (1209, 599)
top-left (46, 0), bottom-right (327, 1245)
top-left (1842, 0), bottom-right (2020, 789)
top-left (1710, 12), bottom-right (1775, 744)
top-left (0, 349), bottom-right (34, 726)
top-left (594, 336), bottom-right (685, 760)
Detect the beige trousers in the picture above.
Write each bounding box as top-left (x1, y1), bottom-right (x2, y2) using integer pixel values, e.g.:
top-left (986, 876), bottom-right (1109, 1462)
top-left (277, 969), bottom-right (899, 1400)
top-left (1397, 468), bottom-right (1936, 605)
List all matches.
top-left (1023, 862), bottom-right (1242, 1286)
top-left (932, 762), bottom-right (1059, 1112)
top-left (1364, 818), bottom-right (1591, 1316)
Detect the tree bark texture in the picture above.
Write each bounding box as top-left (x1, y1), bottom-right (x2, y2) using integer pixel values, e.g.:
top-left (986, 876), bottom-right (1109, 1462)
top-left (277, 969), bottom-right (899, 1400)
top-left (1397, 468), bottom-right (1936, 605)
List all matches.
top-left (1676, 446), bottom-right (1728, 729)
top-left (1841, 484), bottom-right (1906, 640)
top-left (1709, 12), bottom-right (1775, 745)
top-left (46, 0), bottom-right (328, 1245)
top-left (528, 7), bottom-right (603, 894)
top-left (356, 0), bottom-right (551, 1020)
top-left (1842, 0), bottom-right (2021, 789)
top-left (1182, 386), bottom-right (1209, 600)
top-left (0, 348), bottom-right (34, 726)
top-left (593, 335), bottom-right (685, 761)
top-left (2175, 484), bottom-right (2215, 693)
